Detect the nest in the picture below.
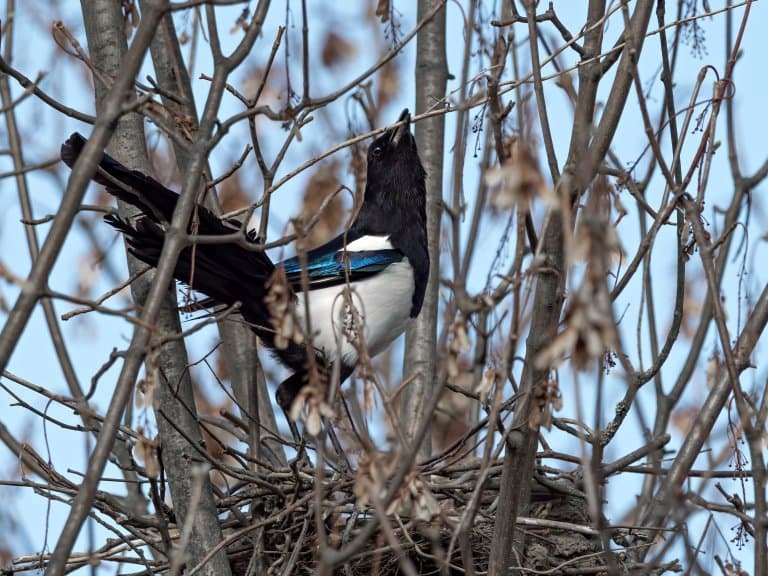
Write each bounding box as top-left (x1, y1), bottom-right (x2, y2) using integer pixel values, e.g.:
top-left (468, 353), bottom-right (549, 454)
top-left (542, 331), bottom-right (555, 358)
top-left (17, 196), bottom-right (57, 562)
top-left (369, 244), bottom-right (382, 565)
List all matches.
top-left (5, 452), bottom-right (682, 575)
top-left (212, 458), bottom-right (677, 576)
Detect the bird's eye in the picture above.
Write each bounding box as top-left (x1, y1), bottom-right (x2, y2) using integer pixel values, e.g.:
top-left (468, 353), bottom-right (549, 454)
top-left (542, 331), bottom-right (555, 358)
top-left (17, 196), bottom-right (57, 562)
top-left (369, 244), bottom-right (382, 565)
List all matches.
top-left (371, 146), bottom-right (383, 157)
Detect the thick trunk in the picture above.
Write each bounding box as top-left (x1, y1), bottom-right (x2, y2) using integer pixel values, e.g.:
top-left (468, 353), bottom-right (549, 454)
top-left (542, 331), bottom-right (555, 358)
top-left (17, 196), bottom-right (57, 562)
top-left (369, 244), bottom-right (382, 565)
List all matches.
top-left (402, 0), bottom-right (448, 460)
top-left (80, 2), bottom-right (233, 575)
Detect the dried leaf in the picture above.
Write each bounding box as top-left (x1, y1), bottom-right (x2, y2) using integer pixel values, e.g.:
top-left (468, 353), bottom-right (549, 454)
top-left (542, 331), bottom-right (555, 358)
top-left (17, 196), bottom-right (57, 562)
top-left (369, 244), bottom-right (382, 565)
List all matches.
top-left (705, 352), bottom-right (721, 390)
top-left (670, 405), bottom-right (699, 436)
top-left (349, 140), bottom-right (367, 199)
top-left (375, 0), bottom-right (390, 23)
top-left (532, 376), bottom-right (562, 431)
top-left (536, 279), bottom-right (616, 370)
top-left (411, 479), bottom-right (441, 523)
top-left (476, 369), bottom-right (498, 405)
top-left (135, 427), bottom-right (160, 479)
top-left (432, 368), bottom-right (472, 452)
top-left (321, 32), bottom-right (356, 68)
top-left (377, 60), bottom-right (400, 110)
top-left (388, 472), bottom-right (441, 523)
top-left (568, 176), bottom-right (623, 266)
top-left (486, 140), bottom-right (556, 210)
top-left (193, 380), bottom-right (234, 460)
top-left (305, 407), bottom-right (322, 436)
top-left (242, 64), bottom-right (282, 106)
top-left (191, 381), bottom-right (240, 486)
top-left (446, 316), bottom-right (472, 373)
top-left (76, 250), bottom-right (102, 300)
top-left (354, 452), bottom-right (386, 508)
top-left (680, 278), bottom-right (703, 339)
top-left (217, 170), bottom-right (251, 214)
top-left (288, 380), bottom-right (333, 436)
top-left (134, 378), bottom-right (155, 408)
top-left (300, 161), bottom-right (344, 246)
top-left (264, 268), bottom-right (303, 349)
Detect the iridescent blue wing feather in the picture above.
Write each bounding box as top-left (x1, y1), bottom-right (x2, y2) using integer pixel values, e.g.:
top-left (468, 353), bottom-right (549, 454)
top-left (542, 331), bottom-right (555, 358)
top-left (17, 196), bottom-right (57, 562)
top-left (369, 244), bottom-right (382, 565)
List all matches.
top-left (281, 249), bottom-right (403, 290)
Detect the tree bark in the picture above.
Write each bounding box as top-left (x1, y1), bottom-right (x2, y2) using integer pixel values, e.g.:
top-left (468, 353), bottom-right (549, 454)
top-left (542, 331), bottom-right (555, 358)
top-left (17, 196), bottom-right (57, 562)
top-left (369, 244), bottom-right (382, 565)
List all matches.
top-left (142, 3), bottom-right (285, 468)
top-left (488, 214), bottom-right (565, 576)
top-left (37, 4), bottom-right (168, 573)
top-left (489, 2), bottom-right (654, 574)
top-left (402, 0), bottom-right (447, 460)
top-left (80, 2), bottom-right (232, 575)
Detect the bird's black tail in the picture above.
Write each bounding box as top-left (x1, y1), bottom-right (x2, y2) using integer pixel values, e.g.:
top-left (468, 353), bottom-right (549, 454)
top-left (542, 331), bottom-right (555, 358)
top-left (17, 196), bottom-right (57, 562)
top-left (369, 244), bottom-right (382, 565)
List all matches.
top-left (60, 132), bottom-right (278, 339)
top-left (61, 133), bottom-right (181, 223)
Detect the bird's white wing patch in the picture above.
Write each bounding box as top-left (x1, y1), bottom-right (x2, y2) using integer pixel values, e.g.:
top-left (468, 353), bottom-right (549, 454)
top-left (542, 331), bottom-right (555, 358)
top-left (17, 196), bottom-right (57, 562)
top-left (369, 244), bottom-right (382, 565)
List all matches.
top-left (342, 235), bottom-right (393, 252)
top-left (294, 259), bottom-right (415, 367)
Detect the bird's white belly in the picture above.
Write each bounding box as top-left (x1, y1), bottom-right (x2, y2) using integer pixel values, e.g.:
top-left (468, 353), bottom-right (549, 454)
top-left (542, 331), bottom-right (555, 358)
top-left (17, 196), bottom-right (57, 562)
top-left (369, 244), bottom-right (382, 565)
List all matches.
top-left (294, 260), bottom-right (415, 366)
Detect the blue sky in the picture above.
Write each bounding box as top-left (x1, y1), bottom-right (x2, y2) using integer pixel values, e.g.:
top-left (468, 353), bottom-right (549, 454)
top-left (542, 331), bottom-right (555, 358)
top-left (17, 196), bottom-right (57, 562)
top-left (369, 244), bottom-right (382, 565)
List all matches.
top-left (1, 1), bottom-right (766, 572)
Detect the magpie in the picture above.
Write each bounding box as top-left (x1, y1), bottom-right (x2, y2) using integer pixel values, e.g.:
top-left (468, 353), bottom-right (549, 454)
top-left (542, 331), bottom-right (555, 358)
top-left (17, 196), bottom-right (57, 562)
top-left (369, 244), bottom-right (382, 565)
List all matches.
top-left (60, 109), bottom-right (428, 415)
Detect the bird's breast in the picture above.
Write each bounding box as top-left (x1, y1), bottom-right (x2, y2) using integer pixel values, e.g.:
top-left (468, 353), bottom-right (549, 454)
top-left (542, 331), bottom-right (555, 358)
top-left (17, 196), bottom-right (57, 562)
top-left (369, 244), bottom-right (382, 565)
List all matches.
top-left (294, 259), bottom-right (415, 367)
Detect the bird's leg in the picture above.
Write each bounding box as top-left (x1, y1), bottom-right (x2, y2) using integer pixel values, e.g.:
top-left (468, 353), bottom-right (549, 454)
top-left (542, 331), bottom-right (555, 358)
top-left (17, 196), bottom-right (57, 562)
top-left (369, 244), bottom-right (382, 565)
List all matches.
top-left (322, 364), bottom-right (354, 472)
top-left (275, 372), bottom-right (314, 470)
top-left (282, 406), bottom-right (312, 472)
top-left (325, 422), bottom-right (351, 473)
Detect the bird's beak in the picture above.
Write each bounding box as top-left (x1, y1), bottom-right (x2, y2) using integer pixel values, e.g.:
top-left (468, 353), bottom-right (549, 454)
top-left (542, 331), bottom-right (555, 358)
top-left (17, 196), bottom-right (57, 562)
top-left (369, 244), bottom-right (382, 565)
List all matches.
top-left (388, 109), bottom-right (411, 147)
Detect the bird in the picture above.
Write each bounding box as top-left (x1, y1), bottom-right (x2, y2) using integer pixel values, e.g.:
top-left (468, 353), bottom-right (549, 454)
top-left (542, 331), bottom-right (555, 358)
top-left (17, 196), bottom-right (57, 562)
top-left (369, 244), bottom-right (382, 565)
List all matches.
top-left (60, 109), bottom-right (429, 418)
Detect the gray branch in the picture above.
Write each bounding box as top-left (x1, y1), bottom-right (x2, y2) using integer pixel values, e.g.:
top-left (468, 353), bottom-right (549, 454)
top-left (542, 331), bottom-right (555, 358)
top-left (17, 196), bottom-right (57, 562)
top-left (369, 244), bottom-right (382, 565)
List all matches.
top-left (402, 0), bottom-right (448, 461)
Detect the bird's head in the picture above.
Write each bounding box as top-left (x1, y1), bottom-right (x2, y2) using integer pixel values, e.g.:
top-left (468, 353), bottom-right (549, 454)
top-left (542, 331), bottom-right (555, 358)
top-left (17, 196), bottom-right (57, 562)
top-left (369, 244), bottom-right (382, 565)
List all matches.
top-left (364, 109), bottom-right (426, 215)
top-left (367, 108), bottom-right (415, 162)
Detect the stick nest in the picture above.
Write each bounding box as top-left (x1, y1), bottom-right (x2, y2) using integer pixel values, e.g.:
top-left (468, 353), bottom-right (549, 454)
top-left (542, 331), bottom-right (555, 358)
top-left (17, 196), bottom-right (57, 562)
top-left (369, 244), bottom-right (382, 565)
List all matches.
top-left (216, 457), bottom-right (678, 576)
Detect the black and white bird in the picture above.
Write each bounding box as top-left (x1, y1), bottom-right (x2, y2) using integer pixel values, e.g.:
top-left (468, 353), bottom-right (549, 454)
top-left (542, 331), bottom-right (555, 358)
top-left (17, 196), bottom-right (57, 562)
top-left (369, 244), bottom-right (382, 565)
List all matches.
top-left (61, 110), bottom-right (428, 414)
